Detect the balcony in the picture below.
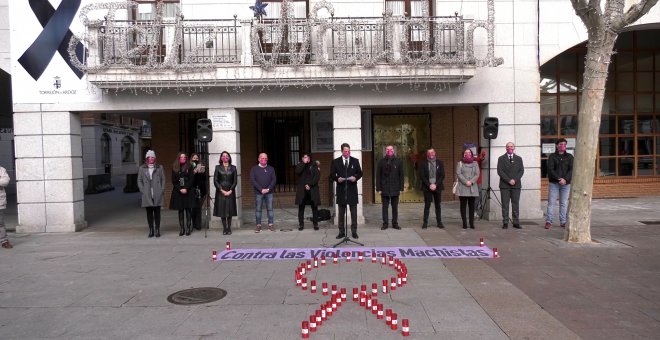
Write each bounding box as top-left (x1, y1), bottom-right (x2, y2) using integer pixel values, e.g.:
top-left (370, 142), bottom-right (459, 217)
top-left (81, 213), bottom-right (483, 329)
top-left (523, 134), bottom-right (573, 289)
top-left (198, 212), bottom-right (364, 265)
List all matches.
top-left (73, 3), bottom-right (502, 90)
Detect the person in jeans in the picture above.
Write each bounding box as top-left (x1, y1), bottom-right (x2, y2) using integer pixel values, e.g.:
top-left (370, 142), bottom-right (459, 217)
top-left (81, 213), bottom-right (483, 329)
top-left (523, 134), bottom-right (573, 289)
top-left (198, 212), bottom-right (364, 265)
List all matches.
top-left (250, 153), bottom-right (277, 232)
top-left (545, 138), bottom-right (573, 229)
top-left (376, 145), bottom-right (404, 230)
top-left (0, 165), bottom-right (13, 249)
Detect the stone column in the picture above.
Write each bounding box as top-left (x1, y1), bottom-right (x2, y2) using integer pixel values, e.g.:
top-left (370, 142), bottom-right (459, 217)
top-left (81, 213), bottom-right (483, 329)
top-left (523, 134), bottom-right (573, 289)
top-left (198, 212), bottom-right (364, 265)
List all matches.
top-left (332, 106), bottom-right (365, 225)
top-left (207, 108), bottom-right (242, 229)
top-left (14, 111), bottom-right (85, 233)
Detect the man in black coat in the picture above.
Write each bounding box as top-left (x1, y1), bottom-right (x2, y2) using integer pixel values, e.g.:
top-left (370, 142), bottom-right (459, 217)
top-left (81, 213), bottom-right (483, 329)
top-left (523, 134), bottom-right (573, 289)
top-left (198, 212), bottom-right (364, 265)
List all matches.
top-left (330, 143), bottom-right (363, 239)
top-left (417, 148), bottom-right (445, 229)
top-left (376, 145), bottom-right (404, 230)
top-left (497, 142), bottom-right (525, 229)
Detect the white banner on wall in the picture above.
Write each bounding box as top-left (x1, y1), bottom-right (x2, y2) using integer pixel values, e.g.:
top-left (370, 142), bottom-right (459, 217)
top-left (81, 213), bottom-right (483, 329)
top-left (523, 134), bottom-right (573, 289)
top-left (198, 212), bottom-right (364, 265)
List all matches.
top-left (9, 0), bottom-right (102, 104)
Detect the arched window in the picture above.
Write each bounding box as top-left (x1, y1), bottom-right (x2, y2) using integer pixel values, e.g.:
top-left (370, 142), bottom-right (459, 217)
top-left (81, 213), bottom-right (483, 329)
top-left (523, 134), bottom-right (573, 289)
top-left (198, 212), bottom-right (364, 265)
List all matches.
top-left (101, 133), bottom-right (111, 164)
top-left (121, 136), bottom-right (135, 163)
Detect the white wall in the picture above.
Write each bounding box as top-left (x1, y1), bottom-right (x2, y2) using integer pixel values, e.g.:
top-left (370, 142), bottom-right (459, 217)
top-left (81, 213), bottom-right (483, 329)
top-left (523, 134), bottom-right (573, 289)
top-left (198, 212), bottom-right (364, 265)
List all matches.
top-left (539, 0), bottom-right (660, 65)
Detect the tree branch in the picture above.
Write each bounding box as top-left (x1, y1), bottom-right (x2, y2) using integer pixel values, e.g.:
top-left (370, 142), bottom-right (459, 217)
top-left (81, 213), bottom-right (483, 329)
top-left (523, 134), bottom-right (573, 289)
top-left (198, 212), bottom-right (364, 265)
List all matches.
top-left (571, 0), bottom-right (603, 29)
top-left (612, 0), bottom-right (660, 31)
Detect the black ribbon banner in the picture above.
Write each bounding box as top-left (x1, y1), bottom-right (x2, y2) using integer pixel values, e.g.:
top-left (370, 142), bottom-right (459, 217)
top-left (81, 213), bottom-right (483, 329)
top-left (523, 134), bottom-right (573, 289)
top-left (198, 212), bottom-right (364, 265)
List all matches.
top-left (18, 0), bottom-right (86, 80)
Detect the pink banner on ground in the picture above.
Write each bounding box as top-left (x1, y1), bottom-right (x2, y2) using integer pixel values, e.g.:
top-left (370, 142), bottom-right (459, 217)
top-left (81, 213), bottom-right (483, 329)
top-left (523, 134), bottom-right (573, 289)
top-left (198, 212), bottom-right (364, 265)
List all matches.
top-left (216, 246), bottom-right (494, 261)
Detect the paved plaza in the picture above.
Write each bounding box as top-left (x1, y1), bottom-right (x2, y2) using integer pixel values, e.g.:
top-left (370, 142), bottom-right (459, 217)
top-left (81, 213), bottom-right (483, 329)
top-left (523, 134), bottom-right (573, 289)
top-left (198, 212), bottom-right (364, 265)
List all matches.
top-left (0, 184), bottom-right (659, 339)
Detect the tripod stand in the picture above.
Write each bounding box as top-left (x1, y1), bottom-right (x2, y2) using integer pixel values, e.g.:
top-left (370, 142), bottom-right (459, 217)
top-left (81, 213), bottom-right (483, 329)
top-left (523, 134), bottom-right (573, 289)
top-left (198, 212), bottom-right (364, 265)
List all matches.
top-left (199, 141), bottom-right (211, 238)
top-left (479, 138), bottom-right (501, 220)
top-left (333, 162), bottom-right (363, 248)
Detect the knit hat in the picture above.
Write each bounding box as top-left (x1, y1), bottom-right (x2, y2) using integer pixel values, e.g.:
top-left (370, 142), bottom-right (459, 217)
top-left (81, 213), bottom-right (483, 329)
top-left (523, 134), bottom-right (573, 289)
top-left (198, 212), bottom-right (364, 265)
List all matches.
top-left (145, 150), bottom-right (156, 158)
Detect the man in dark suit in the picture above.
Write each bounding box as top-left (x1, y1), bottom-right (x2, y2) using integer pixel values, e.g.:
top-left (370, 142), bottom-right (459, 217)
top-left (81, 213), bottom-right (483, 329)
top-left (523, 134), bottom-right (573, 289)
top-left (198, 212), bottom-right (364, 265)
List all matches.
top-left (417, 148), bottom-right (445, 229)
top-left (497, 142), bottom-right (525, 229)
top-left (330, 143), bottom-right (363, 239)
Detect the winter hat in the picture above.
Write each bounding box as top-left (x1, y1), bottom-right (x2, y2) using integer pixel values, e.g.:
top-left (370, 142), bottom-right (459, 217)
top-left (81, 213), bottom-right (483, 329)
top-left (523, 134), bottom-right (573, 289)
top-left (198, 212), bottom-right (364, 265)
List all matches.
top-left (145, 150), bottom-right (156, 158)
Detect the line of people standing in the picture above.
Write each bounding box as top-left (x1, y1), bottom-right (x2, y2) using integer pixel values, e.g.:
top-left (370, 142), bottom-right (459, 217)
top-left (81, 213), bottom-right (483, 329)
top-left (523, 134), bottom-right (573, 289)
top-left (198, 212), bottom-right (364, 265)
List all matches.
top-left (136, 140), bottom-right (569, 237)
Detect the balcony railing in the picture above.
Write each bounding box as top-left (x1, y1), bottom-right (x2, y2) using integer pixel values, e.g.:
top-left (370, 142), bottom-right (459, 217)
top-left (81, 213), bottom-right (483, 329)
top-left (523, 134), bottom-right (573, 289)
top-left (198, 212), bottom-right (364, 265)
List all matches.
top-left (70, 1), bottom-right (502, 88)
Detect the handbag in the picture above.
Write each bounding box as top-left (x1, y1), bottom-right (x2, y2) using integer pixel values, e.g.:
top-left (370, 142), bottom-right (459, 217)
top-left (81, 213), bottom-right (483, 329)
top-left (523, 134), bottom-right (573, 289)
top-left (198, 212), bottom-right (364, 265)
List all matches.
top-left (452, 161), bottom-right (462, 195)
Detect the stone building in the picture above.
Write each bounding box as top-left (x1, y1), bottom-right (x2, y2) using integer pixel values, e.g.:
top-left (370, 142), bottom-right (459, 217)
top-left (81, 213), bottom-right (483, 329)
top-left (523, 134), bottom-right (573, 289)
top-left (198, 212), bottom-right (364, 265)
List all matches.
top-left (4, 0), bottom-right (660, 232)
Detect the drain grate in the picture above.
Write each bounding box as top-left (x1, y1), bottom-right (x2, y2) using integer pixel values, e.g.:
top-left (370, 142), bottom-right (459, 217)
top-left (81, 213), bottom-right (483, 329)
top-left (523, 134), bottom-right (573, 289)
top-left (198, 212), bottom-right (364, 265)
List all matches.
top-left (167, 287), bottom-right (227, 305)
top-left (639, 221), bottom-right (660, 225)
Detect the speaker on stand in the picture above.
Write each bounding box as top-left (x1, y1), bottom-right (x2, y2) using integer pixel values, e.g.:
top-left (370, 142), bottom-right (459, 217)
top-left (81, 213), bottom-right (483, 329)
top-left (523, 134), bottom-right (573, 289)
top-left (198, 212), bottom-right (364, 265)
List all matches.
top-left (480, 117), bottom-right (501, 219)
top-left (196, 119), bottom-right (213, 236)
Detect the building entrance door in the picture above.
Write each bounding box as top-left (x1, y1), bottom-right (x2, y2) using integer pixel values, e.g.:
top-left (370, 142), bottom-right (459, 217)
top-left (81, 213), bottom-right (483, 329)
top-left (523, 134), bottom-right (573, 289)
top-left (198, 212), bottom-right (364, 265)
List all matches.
top-left (373, 115), bottom-right (429, 203)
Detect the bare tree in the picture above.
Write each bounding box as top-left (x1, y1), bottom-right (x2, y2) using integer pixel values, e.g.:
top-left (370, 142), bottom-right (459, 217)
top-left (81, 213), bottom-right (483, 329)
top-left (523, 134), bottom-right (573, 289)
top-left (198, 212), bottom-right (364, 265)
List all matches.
top-left (567, 0), bottom-right (658, 243)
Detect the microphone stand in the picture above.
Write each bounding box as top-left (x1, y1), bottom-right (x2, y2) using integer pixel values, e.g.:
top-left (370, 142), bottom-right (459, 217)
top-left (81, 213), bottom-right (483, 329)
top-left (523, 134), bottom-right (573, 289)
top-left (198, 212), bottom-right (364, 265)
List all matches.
top-left (479, 138), bottom-right (501, 220)
top-left (333, 158), bottom-right (363, 248)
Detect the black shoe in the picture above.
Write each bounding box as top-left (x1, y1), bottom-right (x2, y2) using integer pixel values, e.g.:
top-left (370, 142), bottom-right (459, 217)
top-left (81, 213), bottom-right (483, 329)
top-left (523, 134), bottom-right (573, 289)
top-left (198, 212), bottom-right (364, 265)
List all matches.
top-left (179, 229), bottom-right (185, 236)
top-left (422, 224), bottom-right (428, 229)
top-left (502, 224), bottom-right (508, 229)
top-left (470, 225), bottom-right (475, 229)
top-left (437, 222), bottom-right (445, 229)
top-left (155, 228), bottom-right (160, 237)
top-left (381, 224), bottom-right (389, 230)
top-left (392, 225), bottom-right (401, 230)
top-left (462, 225), bottom-right (468, 229)
top-left (148, 228), bottom-right (154, 238)
top-left (336, 233), bottom-right (346, 239)
top-left (513, 224), bottom-right (522, 229)
top-left (298, 225), bottom-right (304, 231)
top-left (313, 225), bottom-right (319, 230)
top-left (194, 226), bottom-right (201, 231)
top-left (351, 232), bottom-right (359, 239)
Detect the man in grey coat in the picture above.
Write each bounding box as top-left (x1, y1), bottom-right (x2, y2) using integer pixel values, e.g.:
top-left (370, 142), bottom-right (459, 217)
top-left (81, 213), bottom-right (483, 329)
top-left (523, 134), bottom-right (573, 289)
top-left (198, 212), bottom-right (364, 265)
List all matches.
top-left (137, 150), bottom-right (165, 237)
top-left (497, 142), bottom-right (524, 229)
top-left (376, 145), bottom-right (404, 230)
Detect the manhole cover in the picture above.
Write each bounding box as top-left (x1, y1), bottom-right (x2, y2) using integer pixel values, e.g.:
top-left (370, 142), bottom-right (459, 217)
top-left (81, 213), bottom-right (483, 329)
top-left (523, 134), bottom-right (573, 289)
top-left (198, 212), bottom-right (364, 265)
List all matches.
top-left (639, 220), bottom-right (660, 225)
top-left (167, 287), bottom-right (227, 305)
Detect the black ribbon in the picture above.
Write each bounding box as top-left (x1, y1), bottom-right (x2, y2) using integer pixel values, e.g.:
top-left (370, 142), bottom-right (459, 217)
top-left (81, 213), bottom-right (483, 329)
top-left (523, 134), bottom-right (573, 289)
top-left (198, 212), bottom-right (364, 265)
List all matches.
top-left (18, 0), bottom-right (85, 80)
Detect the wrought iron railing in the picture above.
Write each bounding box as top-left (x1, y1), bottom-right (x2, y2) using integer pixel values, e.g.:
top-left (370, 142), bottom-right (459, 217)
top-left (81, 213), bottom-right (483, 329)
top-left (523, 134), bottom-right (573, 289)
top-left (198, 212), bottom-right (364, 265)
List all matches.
top-left (80, 14), bottom-right (501, 72)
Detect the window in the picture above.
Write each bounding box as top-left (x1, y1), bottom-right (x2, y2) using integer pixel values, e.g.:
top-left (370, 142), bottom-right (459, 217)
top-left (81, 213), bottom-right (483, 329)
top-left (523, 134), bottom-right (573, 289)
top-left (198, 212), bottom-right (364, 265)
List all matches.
top-left (540, 30), bottom-right (660, 178)
top-left (262, 0), bottom-right (308, 19)
top-left (385, 0), bottom-right (433, 16)
top-left (121, 136), bottom-right (135, 163)
top-left (101, 133), bottom-right (111, 164)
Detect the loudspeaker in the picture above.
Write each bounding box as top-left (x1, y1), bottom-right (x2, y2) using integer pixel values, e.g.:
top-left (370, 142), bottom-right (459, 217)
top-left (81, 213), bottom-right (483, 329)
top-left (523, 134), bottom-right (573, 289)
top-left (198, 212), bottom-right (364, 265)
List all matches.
top-left (196, 119), bottom-right (213, 142)
top-left (483, 117), bottom-right (499, 140)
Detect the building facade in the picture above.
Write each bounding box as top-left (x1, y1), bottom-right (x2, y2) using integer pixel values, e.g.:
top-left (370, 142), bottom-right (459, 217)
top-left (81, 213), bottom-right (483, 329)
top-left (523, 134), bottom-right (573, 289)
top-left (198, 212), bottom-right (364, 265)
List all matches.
top-left (6, 0), bottom-right (660, 232)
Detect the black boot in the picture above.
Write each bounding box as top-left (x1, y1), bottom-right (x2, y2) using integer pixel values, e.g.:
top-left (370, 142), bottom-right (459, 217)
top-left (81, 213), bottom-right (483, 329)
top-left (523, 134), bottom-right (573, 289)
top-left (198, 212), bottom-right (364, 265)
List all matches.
top-left (148, 225), bottom-right (154, 238)
top-left (178, 211), bottom-right (185, 236)
top-left (155, 225), bottom-right (161, 237)
top-left (221, 218), bottom-right (228, 235)
top-left (227, 218), bottom-right (232, 235)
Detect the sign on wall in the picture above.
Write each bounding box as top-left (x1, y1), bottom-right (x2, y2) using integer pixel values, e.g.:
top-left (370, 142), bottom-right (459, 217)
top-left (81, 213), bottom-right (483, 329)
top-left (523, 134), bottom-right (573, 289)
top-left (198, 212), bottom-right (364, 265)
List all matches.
top-left (9, 0), bottom-right (101, 104)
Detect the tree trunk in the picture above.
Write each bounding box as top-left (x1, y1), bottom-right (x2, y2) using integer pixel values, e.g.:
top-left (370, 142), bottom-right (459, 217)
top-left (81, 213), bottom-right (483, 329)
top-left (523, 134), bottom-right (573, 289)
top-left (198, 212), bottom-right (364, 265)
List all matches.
top-left (564, 30), bottom-right (618, 243)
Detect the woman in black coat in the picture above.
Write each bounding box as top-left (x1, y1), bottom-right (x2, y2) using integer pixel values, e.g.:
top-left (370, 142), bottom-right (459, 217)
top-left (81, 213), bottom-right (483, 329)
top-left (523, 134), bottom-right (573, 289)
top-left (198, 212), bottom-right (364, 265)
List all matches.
top-left (213, 151), bottom-right (238, 235)
top-left (295, 153), bottom-right (321, 231)
top-left (170, 152), bottom-right (196, 236)
top-left (189, 153), bottom-right (207, 231)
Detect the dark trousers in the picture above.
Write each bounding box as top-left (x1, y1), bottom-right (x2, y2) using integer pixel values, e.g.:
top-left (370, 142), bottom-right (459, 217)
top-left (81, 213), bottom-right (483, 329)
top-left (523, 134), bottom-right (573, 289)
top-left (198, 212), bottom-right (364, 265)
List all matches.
top-left (191, 199), bottom-right (202, 229)
top-left (459, 196), bottom-right (476, 227)
top-left (500, 188), bottom-right (521, 225)
top-left (381, 195), bottom-right (400, 226)
top-left (146, 206), bottom-right (161, 229)
top-left (298, 197), bottom-right (319, 226)
top-left (422, 190), bottom-right (442, 225)
top-left (338, 204), bottom-right (357, 234)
